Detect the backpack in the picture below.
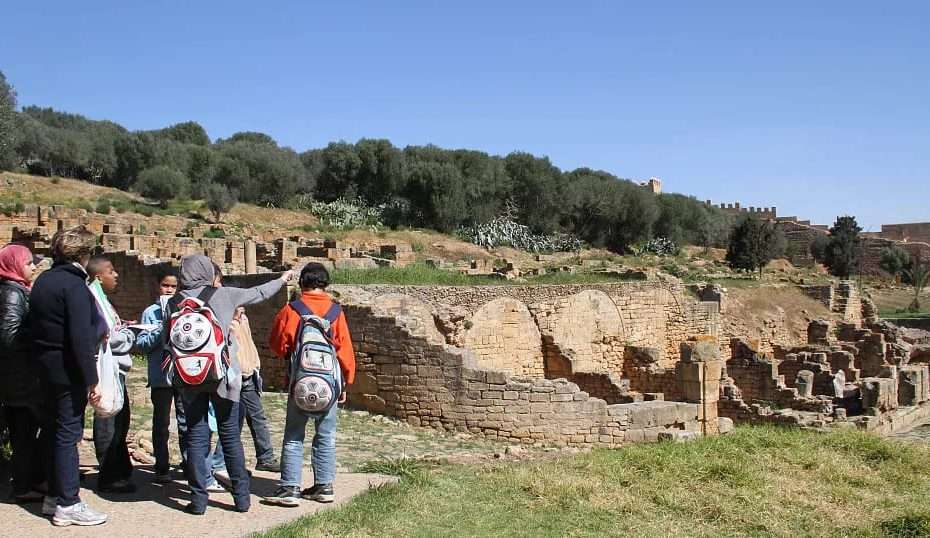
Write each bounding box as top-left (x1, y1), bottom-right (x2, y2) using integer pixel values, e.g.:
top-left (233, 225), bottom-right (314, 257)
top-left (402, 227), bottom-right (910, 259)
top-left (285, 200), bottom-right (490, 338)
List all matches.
top-left (164, 287), bottom-right (229, 391)
top-left (288, 299), bottom-right (343, 416)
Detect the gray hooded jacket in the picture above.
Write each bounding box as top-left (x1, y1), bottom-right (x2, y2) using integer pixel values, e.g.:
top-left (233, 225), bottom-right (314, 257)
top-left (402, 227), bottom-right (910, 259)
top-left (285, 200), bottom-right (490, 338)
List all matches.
top-left (176, 255), bottom-right (284, 402)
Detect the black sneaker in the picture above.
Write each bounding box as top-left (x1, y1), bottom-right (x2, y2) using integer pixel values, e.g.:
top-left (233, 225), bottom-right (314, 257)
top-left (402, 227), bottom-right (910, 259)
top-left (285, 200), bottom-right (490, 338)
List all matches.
top-left (264, 486), bottom-right (301, 507)
top-left (98, 480), bottom-right (137, 494)
top-left (255, 459), bottom-right (281, 473)
top-left (301, 483), bottom-right (334, 503)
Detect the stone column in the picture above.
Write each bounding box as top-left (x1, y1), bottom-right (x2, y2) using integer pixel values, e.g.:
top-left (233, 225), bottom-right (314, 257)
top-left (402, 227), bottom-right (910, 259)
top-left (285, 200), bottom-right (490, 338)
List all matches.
top-left (245, 239), bottom-right (257, 274)
top-left (676, 340), bottom-right (723, 435)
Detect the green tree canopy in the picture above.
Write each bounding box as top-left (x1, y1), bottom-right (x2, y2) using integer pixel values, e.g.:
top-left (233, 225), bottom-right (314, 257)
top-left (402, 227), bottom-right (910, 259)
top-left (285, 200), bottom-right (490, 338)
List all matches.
top-left (823, 216), bottom-right (862, 279)
top-left (726, 216), bottom-right (786, 276)
top-left (0, 70), bottom-right (17, 170)
top-left (880, 245), bottom-right (911, 279)
top-left (204, 182), bottom-right (237, 223)
top-left (135, 165), bottom-right (188, 207)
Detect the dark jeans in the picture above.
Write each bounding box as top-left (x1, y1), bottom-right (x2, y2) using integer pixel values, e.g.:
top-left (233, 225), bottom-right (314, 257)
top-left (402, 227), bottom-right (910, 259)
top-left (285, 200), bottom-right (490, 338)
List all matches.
top-left (46, 384), bottom-right (87, 507)
top-left (240, 375), bottom-right (276, 465)
top-left (151, 387), bottom-right (188, 475)
top-left (92, 381), bottom-right (132, 486)
top-left (182, 392), bottom-right (249, 512)
top-left (4, 405), bottom-right (46, 495)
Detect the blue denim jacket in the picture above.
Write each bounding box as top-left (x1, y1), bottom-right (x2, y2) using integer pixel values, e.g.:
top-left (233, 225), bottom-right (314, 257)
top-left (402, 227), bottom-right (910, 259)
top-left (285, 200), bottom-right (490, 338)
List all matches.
top-left (137, 301), bottom-right (170, 388)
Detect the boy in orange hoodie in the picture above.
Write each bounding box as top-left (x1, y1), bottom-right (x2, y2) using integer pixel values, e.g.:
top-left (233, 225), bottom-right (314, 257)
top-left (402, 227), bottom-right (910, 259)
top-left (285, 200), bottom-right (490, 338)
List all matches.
top-left (264, 263), bottom-right (355, 506)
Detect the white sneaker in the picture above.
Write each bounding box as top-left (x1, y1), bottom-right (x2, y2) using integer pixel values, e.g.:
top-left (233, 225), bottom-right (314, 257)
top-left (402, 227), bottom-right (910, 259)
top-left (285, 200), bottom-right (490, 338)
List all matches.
top-left (42, 496), bottom-right (57, 516)
top-left (51, 502), bottom-right (107, 526)
top-left (206, 481), bottom-right (226, 493)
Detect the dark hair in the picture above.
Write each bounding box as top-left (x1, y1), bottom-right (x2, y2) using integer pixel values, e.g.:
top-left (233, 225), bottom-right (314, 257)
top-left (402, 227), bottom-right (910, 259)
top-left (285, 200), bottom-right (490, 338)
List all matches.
top-left (86, 255), bottom-right (112, 280)
top-left (299, 263), bottom-right (330, 290)
top-left (212, 262), bottom-right (223, 278)
top-left (156, 267), bottom-right (179, 283)
top-left (50, 226), bottom-right (96, 264)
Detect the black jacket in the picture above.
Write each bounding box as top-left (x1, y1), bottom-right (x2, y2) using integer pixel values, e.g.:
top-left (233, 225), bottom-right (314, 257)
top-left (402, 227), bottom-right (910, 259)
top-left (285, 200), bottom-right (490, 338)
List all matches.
top-left (0, 279), bottom-right (41, 406)
top-left (29, 262), bottom-right (102, 387)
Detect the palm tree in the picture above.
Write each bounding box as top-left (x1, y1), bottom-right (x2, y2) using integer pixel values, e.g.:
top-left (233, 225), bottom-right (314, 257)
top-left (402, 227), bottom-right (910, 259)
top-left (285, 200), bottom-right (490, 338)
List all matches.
top-left (903, 257), bottom-right (930, 312)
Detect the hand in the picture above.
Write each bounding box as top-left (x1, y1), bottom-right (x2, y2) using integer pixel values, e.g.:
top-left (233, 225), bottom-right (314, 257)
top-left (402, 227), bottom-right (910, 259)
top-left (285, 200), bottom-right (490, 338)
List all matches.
top-left (338, 391), bottom-right (347, 404)
top-left (88, 384), bottom-right (102, 405)
top-left (280, 270), bottom-right (294, 283)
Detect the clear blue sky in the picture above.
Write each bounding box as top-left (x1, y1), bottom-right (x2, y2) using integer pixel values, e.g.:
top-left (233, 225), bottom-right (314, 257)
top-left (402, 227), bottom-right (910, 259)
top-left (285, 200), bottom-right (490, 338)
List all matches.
top-left (3, 1), bottom-right (928, 230)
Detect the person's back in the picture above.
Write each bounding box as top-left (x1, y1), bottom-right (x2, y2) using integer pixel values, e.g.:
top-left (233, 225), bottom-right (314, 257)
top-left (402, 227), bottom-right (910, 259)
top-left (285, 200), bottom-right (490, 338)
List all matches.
top-left (172, 254), bottom-right (293, 515)
top-left (30, 261), bottom-right (102, 387)
top-left (30, 226), bottom-right (109, 527)
top-left (265, 262), bottom-right (355, 507)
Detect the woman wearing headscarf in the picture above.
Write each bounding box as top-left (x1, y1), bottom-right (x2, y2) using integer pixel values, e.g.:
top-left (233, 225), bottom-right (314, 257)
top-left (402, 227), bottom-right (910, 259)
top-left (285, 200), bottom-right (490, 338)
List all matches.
top-left (171, 254), bottom-right (292, 515)
top-left (0, 244), bottom-right (44, 503)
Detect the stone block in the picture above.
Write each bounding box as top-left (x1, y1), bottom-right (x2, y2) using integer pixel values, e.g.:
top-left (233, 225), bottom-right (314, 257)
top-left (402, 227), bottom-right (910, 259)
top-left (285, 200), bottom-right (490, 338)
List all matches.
top-left (658, 430), bottom-right (699, 442)
top-left (795, 370), bottom-right (814, 398)
top-left (898, 365), bottom-right (930, 406)
top-left (717, 417), bottom-right (734, 434)
top-left (860, 377), bottom-right (897, 412)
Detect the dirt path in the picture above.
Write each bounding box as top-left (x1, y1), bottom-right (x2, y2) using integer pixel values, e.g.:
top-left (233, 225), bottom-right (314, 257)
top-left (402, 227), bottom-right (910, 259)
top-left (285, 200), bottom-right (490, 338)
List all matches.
top-left (0, 465), bottom-right (394, 537)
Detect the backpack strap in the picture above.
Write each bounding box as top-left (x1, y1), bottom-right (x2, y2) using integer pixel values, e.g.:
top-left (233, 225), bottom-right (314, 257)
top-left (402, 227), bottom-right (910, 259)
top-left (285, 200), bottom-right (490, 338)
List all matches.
top-left (322, 303), bottom-right (342, 325)
top-left (288, 299), bottom-right (313, 318)
top-left (197, 286), bottom-right (218, 305)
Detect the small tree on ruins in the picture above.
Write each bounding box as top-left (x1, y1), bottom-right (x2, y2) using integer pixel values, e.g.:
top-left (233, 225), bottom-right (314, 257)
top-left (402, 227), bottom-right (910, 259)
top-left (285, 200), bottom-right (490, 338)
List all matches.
top-left (822, 216), bottom-right (862, 279)
top-left (879, 245), bottom-right (910, 281)
top-left (903, 257), bottom-right (929, 312)
top-left (204, 182), bottom-right (237, 223)
top-left (725, 216), bottom-right (786, 277)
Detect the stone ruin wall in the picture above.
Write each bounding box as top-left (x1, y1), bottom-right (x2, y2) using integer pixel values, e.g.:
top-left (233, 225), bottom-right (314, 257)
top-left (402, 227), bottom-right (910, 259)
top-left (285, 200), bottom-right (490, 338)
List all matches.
top-left (102, 253), bottom-right (721, 446)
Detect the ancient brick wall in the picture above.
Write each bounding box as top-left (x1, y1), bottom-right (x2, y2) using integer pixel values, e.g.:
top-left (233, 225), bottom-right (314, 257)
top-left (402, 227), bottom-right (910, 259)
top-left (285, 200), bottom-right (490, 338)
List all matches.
top-left (462, 298), bottom-right (545, 377)
top-left (342, 296), bottom-right (711, 446)
top-left (340, 281), bottom-right (719, 367)
top-left (878, 223), bottom-right (930, 244)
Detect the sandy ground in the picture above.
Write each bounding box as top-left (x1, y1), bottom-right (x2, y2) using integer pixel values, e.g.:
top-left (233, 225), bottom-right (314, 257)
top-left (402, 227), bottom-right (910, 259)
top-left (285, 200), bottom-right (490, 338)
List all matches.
top-left (0, 464), bottom-right (394, 537)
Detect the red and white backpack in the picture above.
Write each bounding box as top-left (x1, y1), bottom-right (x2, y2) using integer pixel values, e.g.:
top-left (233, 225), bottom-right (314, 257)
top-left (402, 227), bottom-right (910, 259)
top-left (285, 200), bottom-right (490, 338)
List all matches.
top-left (163, 287), bottom-right (229, 390)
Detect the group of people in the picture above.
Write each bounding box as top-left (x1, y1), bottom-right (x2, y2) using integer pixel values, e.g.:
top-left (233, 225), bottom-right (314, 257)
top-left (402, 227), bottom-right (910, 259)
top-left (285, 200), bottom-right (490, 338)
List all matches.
top-left (0, 225), bottom-right (356, 526)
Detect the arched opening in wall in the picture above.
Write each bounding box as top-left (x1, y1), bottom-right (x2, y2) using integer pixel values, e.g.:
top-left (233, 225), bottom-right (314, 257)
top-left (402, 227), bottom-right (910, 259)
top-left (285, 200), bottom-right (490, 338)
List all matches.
top-left (540, 290), bottom-right (626, 375)
top-left (371, 293), bottom-right (445, 345)
top-left (463, 298), bottom-right (545, 377)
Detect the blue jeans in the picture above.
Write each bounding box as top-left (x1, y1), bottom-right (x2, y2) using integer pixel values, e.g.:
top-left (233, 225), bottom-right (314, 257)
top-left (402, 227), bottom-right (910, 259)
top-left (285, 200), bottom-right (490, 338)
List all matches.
top-left (150, 387), bottom-right (187, 475)
top-left (280, 398), bottom-right (338, 488)
top-left (46, 384), bottom-right (87, 507)
top-left (182, 392), bottom-right (250, 512)
top-left (240, 374), bottom-right (276, 465)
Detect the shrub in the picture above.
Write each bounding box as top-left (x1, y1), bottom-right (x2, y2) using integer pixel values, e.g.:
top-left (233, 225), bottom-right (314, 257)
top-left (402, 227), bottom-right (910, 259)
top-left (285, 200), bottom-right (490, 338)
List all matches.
top-left (95, 198), bottom-right (112, 214)
top-left (636, 237), bottom-right (680, 256)
top-left (202, 226), bottom-right (226, 239)
top-left (301, 197), bottom-right (385, 230)
top-left (458, 216), bottom-right (583, 253)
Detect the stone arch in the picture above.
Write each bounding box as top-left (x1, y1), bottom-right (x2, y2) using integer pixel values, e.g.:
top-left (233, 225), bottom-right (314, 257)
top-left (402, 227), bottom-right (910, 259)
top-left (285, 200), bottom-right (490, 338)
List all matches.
top-left (463, 298), bottom-right (545, 377)
top-left (543, 290), bottom-right (626, 373)
top-left (371, 293), bottom-right (444, 345)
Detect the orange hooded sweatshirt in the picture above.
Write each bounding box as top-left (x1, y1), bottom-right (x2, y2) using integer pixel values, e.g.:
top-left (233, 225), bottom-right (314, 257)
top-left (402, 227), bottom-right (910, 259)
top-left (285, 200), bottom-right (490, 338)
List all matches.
top-left (268, 291), bottom-right (356, 385)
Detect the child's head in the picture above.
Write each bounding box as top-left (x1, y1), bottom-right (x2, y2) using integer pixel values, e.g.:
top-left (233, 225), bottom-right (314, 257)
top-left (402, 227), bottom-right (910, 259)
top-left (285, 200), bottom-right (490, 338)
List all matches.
top-left (212, 262), bottom-right (223, 287)
top-left (299, 263), bottom-right (330, 291)
top-left (156, 268), bottom-right (178, 296)
top-left (87, 255), bottom-right (118, 293)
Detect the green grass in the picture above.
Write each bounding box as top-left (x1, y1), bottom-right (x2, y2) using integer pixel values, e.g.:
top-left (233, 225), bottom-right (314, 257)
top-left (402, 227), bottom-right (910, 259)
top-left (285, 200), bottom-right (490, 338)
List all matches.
top-left (332, 263), bottom-right (648, 286)
top-left (259, 426), bottom-right (930, 538)
top-left (880, 307), bottom-right (930, 320)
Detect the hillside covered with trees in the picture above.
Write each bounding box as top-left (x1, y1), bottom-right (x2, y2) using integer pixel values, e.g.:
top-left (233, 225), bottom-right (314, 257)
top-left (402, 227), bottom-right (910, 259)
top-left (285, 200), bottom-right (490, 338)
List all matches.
top-left (0, 70), bottom-right (730, 253)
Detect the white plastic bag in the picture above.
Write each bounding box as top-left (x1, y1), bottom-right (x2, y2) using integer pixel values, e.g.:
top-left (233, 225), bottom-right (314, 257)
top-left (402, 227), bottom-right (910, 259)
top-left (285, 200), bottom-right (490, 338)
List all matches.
top-left (93, 341), bottom-right (124, 418)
